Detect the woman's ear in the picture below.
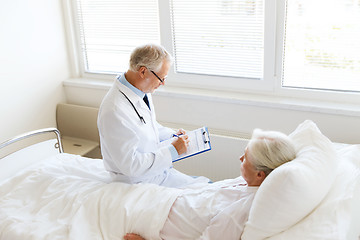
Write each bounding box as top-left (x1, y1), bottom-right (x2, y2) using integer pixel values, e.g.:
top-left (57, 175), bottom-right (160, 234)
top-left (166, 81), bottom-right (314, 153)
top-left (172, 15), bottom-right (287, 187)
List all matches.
top-left (257, 170), bottom-right (266, 185)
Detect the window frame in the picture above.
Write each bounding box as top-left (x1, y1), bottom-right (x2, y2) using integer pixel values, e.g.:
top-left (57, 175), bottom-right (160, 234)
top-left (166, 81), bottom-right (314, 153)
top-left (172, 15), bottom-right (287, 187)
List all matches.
top-left (64, 0), bottom-right (360, 104)
top-left (159, 0), bottom-right (276, 93)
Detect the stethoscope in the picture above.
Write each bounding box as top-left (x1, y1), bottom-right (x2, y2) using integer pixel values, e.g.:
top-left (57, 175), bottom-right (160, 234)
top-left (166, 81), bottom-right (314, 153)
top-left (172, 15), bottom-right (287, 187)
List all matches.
top-left (119, 90), bottom-right (146, 124)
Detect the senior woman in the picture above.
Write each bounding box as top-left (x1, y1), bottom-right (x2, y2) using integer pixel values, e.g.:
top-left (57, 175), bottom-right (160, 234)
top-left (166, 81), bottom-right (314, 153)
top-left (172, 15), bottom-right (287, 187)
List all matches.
top-left (124, 129), bottom-right (297, 240)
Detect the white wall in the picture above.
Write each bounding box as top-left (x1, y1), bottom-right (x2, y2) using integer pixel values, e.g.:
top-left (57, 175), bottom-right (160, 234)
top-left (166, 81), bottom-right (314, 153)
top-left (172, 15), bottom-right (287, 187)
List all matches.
top-left (64, 81), bottom-right (360, 145)
top-left (152, 90), bottom-right (360, 144)
top-left (0, 0), bottom-right (69, 143)
top-left (173, 134), bottom-right (249, 181)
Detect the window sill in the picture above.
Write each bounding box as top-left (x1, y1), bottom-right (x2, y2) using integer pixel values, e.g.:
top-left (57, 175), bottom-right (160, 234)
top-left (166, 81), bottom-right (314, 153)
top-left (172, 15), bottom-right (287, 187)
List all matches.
top-left (63, 78), bottom-right (360, 117)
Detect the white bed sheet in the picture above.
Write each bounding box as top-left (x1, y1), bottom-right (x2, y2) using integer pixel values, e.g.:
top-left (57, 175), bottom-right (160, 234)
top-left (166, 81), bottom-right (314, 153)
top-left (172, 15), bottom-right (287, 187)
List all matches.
top-left (1, 140), bottom-right (359, 240)
top-left (0, 139), bottom-right (59, 183)
top-left (0, 153), bottom-right (182, 240)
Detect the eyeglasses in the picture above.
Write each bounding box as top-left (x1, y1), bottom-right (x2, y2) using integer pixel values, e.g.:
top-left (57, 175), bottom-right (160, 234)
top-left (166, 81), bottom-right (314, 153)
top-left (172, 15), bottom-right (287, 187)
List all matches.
top-left (150, 70), bottom-right (166, 83)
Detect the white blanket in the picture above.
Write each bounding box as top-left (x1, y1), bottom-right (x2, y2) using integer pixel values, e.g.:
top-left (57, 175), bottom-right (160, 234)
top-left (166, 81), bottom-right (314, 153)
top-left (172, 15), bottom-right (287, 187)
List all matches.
top-left (0, 154), bottom-right (182, 240)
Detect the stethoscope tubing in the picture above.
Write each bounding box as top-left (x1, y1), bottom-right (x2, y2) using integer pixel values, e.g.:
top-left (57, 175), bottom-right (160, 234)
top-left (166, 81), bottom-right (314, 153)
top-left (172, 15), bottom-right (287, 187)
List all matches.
top-left (119, 90), bottom-right (146, 124)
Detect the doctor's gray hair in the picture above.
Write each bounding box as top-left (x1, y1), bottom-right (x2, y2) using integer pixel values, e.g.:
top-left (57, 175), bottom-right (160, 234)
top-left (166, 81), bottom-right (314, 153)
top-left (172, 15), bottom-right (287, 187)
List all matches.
top-left (247, 129), bottom-right (296, 177)
top-left (129, 44), bottom-right (173, 72)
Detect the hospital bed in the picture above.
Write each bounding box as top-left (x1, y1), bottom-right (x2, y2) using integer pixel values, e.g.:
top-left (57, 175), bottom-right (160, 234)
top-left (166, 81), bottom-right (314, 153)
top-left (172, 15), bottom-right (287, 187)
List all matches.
top-left (0, 121), bottom-right (359, 240)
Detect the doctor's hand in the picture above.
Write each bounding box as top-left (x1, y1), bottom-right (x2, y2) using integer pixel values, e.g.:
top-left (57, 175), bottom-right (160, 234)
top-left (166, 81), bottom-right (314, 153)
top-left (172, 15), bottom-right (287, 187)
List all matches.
top-left (171, 135), bottom-right (189, 155)
top-left (176, 128), bottom-right (186, 135)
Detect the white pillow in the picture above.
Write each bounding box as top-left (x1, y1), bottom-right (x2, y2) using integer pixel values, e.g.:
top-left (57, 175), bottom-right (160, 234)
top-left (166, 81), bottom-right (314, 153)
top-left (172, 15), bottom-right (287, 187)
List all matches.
top-left (241, 120), bottom-right (337, 240)
top-left (266, 144), bottom-right (360, 240)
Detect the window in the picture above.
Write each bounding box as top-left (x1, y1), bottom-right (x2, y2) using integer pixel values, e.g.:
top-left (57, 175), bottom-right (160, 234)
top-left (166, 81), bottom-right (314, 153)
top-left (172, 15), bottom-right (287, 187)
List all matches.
top-left (170, 0), bottom-right (264, 79)
top-left (75, 0), bottom-right (160, 74)
top-left (70, 0), bottom-right (360, 95)
top-left (282, 0), bottom-right (360, 92)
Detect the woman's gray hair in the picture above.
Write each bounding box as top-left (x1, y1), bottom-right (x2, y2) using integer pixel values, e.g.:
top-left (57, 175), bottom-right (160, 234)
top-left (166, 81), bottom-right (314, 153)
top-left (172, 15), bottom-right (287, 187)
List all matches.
top-left (247, 129), bottom-right (296, 177)
top-left (129, 44), bottom-right (173, 72)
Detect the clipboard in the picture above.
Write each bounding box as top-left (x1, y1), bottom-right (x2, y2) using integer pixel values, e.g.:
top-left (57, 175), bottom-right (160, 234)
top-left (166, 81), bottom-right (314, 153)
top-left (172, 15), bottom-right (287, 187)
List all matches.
top-left (172, 126), bottom-right (212, 162)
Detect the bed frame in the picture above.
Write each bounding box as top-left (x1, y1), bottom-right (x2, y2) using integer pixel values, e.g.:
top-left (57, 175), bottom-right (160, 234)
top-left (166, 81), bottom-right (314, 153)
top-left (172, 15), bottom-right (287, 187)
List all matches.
top-left (0, 128), bottom-right (63, 155)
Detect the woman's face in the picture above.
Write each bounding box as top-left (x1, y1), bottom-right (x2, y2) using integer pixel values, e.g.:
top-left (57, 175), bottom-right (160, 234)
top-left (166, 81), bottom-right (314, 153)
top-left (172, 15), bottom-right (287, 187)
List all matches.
top-left (240, 147), bottom-right (262, 186)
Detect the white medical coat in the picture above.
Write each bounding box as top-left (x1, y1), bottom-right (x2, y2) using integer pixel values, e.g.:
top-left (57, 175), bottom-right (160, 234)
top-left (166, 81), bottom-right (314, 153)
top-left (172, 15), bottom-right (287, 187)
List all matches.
top-left (98, 78), bottom-right (202, 187)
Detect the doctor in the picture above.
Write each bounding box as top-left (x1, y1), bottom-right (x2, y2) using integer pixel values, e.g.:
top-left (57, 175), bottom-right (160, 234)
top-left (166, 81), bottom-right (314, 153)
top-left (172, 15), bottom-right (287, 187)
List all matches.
top-left (98, 44), bottom-right (209, 188)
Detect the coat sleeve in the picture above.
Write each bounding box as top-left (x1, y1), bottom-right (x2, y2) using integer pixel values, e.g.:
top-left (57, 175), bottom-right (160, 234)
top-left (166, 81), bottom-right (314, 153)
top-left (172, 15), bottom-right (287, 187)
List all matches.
top-left (156, 121), bottom-right (176, 142)
top-left (98, 103), bottom-right (173, 178)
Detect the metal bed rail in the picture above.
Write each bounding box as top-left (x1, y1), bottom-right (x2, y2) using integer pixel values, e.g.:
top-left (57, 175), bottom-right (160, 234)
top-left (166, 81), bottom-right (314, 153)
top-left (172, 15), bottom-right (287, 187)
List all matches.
top-left (0, 128), bottom-right (64, 153)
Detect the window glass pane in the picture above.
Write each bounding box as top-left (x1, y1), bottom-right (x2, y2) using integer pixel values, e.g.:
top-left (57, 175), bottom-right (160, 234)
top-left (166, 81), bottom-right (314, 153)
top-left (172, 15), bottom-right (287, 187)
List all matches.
top-left (76, 0), bottom-right (160, 74)
top-left (283, 0), bottom-right (360, 92)
top-left (170, 0), bottom-right (264, 79)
